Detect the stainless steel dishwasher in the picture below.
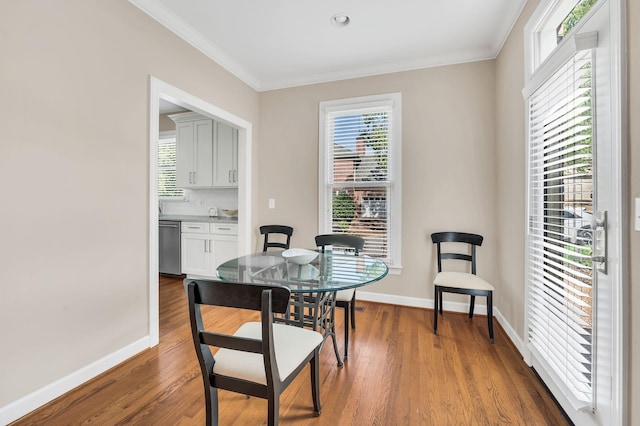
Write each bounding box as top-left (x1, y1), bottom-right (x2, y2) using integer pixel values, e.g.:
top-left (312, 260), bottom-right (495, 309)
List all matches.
top-left (159, 220), bottom-right (182, 275)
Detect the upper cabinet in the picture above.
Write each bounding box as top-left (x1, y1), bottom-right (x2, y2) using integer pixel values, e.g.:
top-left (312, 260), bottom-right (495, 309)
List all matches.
top-left (169, 112), bottom-right (238, 189)
top-left (213, 121), bottom-right (238, 187)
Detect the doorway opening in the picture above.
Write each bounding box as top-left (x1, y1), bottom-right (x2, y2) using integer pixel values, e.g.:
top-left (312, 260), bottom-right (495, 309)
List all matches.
top-left (147, 76), bottom-right (253, 346)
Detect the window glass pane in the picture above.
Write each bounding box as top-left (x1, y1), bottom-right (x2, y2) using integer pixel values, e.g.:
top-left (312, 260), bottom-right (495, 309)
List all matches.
top-left (556, 0), bottom-right (599, 44)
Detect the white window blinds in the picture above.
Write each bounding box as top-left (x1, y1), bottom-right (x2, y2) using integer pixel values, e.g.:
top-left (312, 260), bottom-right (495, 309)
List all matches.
top-left (324, 106), bottom-right (392, 260)
top-left (527, 48), bottom-right (595, 408)
top-left (158, 137), bottom-right (184, 198)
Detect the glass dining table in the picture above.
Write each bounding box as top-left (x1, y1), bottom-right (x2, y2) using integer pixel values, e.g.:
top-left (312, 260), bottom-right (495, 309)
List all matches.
top-left (216, 250), bottom-right (388, 366)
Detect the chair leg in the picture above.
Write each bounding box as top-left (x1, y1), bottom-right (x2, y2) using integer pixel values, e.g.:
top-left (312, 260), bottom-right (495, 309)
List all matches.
top-left (469, 295), bottom-right (476, 319)
top-left (343, 304), bottom-right (350, 359)
top-left (487, 291), bottom-right (494, 343)
top-left (350, 292), bottom-right (356, 330)
top-left (205, 386), bottom-right (217, 426)
top-left (310, 350), bottom-right (322, 415)
top-left (433, 286), bottom-right (439, 335)
top-left (267, 393), bottom-right (279, 426)
top-left (439, 288), bottom-right (443, 314)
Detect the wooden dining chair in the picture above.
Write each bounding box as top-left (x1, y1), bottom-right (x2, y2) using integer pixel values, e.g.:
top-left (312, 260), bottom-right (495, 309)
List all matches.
top-left (430, 232), bottom-right (495, 343)
top-left (315, 233), bottom-right (365, 359)
top-left (260, 225), bottom-right (294, 252)
top-left (186, 279), bottom-right (323, 425)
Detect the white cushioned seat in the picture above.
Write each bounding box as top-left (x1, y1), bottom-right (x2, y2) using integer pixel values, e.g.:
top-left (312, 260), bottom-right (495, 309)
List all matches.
top-left (434, 271), bottom-right (494, 291)
top-left (213, 322), bottom-right (323, 385)
top-left (334, 288), bottom-right (355, 302)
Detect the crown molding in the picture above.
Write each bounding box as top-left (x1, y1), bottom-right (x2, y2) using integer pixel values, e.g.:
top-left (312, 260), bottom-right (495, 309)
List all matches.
top-left (128, 0), bottom-right (262, 91)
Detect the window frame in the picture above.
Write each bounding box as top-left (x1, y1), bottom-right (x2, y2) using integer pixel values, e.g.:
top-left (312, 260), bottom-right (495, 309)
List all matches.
top-left (318, 93), bottom-right (402, 273)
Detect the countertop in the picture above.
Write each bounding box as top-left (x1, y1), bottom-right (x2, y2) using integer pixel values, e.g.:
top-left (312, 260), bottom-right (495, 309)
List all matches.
top-left (159, 214), bottom-right (238, 224)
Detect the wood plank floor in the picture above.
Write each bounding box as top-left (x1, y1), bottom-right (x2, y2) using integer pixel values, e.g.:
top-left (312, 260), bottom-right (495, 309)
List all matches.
top-left (11, 276), bottom-right (569, 425)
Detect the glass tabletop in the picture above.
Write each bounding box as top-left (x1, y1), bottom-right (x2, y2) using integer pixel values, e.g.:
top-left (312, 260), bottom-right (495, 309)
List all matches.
top-left (216, 250), bottom-right (388, 293)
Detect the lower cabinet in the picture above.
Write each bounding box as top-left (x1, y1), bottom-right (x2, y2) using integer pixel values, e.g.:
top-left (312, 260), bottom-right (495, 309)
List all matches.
top-left (181, 222), bottom-right (238, 278)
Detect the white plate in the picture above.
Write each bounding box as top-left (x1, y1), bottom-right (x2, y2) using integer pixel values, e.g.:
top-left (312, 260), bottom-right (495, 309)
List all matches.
top-left (282, 248), bottom-right (319, 265)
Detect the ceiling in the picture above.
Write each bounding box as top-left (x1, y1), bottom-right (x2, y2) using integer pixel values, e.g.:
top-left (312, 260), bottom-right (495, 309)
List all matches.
top-left (130, 0), bottom-right (526, 92)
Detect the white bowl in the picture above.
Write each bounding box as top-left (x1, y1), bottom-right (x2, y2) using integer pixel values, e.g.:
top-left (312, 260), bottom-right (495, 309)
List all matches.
top-left (282, 248), bottom-right (319, 265)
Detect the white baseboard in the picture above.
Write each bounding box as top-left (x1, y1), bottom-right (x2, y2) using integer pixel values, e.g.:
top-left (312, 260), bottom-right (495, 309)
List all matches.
top-left (357, 290), bottom-right (526, 358)
top-left (0, 337), bottom-right (150, 425)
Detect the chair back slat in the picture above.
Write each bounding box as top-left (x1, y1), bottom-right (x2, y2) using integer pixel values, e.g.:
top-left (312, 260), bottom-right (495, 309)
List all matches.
top-left (201, 331), bottom-right (263, 353)
top-left (315, 234), bottom-right (365, 254)
top-left (188, 279), bottom-right (290, 313)
top-left (260, 225), bottom-right (294, 252)
top-left (431, 232), bottom-right (483, 275)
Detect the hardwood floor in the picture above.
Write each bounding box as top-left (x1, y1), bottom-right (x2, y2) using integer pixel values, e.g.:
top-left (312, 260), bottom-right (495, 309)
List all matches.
top-left (11, 276), bottom-right (569, 425)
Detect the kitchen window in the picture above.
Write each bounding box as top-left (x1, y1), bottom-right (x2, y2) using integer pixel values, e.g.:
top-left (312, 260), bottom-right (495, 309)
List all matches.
top-left (158, 132), bottom-right (184, 199)
top-left (319, 93), bottom-right (402, 271)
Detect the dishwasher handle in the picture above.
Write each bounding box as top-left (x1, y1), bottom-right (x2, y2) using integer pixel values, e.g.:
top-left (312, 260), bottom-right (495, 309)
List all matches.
top-left (159, 223), bottom-right (179, 228)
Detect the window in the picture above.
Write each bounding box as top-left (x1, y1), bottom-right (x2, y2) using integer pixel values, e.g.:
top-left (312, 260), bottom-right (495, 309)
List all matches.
top-left (158, 132), bottom-right (184, 199)
top-left (526, 0), bottom-right (599, 77)
top-left (319, 93), bottom-right (402, 270)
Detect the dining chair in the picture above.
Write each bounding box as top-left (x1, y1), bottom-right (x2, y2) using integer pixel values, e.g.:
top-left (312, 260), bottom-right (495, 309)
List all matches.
top-left (315, 233), bottom-right (365, 359)
top-left (260, 225), bottom-right (294, 252)
top-left (430, 232), bottom-right (495, 343)
top-left (186, 279), bottom-right (323, 426)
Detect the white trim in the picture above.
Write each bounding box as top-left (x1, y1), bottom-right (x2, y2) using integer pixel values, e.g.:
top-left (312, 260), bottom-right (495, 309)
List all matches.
top-left (148, 76), bottom-right (253, 347)
top-left (608, 0), bottom-right (628, 423)
top-left (0, 337), bottom-right (149, 425)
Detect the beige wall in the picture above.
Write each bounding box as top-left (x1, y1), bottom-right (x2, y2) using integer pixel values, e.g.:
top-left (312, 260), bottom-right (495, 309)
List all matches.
top-left (159, 113), bottom-right (177, 132)
top-left (0, 0), bottom-right (259, 408)
top-left (258, 62), bottom-right (498, 301)
top-left (494, 0), bottom-right (539, 352)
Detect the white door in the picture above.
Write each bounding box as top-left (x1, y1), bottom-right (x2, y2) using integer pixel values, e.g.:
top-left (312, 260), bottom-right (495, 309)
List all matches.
top-left (525, 1), bottom-right (624, 425)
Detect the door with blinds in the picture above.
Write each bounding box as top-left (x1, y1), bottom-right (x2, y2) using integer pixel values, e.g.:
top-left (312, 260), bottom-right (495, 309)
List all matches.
top-left (525, 1), bottom-right (623, 425)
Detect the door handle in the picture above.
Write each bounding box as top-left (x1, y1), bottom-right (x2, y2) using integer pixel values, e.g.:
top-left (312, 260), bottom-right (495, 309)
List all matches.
top-left (591, 210), bottom-right (607, 274)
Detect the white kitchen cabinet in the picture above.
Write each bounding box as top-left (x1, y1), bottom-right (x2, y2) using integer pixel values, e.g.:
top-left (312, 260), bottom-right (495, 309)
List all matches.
top-left (174, 117), bottom-right (214, 188)
top-left (181, 222), bottom-right (238, 278)
top-left (170, 112), bottom-right (239, 189)
top-left (213, 121), bottom-right (238, 187)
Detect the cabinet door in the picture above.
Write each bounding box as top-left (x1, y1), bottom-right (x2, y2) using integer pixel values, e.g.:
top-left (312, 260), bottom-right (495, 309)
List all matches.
top-left (213, 121), bottom-right (238, 187)
top-left (193, 119), bottom-right (214, 187)
top-left (212, 234), bottom-right (238, 269)
top-left (175, 122), bottom-right (194, 188)
top-left (181, 233), bottom-right (215, 277)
